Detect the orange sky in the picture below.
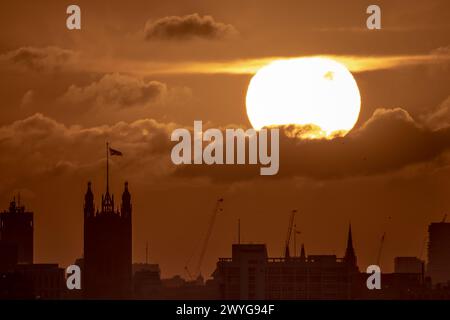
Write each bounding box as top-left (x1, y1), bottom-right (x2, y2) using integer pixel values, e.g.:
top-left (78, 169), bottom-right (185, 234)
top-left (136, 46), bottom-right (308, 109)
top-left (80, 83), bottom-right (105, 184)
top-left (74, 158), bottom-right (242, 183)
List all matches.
top-left (0, 0), bottom-right (449, 278)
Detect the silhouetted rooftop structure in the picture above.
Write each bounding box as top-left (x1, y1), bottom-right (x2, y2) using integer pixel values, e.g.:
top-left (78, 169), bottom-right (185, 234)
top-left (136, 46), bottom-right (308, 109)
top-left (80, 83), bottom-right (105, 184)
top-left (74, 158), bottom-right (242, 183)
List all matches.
top-left (0, 197), bottom-right (33, 264)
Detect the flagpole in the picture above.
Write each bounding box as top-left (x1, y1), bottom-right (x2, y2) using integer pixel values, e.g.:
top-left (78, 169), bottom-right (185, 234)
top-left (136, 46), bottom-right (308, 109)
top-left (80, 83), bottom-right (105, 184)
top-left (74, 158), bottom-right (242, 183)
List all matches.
top-left (106, 141), bottom-right (109, 193)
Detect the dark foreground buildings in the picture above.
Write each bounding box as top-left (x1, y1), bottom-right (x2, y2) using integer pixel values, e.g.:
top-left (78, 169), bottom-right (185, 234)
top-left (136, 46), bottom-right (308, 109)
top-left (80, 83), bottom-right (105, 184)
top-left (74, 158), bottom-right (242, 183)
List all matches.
top-left (212, 226), bottom-right (360, 299)
top-left (209, 224), bottom-right (438, 300)
top-left (130, 224), bottom-right (434, 300)
top-left (2, 183), bottom-right (450, 299)
top-left (0, 198), bottom-right (64, 299)
top-left (83, 181), bottom-right (132, 299)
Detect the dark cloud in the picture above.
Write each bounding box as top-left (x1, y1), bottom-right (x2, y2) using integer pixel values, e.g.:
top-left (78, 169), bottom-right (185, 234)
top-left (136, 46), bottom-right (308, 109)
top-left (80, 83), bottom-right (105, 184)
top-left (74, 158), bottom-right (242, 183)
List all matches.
top-left (60, 73), bottom-right (168, 109)
top-left (144, 13), bottom-right (238, 41)
top-left (0, 113), bottom-right (177, 193)
top-left (0, 46), bottom-right (78, 72)
top-left (174, 108), bottom-right (450, 181)
top-left (2, 107), bottom-right (450, 187)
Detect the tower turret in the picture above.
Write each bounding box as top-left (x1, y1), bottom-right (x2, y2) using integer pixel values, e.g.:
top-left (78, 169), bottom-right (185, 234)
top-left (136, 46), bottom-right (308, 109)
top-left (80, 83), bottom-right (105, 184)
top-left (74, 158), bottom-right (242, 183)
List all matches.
top-left (121, 182), bottom-right (132, 218)
top-left (84, 182), bottom-right (94, 218)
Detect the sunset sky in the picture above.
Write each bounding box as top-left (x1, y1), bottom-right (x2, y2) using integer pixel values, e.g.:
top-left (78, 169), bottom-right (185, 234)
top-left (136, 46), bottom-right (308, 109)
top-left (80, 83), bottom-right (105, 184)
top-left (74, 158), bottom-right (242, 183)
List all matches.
top-left (0, 0), bottom-right (449, 278)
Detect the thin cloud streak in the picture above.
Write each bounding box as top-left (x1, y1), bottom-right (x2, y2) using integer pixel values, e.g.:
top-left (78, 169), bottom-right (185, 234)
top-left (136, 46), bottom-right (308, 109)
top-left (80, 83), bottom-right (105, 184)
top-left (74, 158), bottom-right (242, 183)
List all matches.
top-left (2, 46), bottom-right (448, 76)
top-left (84, 53), bottom-right (450, 76)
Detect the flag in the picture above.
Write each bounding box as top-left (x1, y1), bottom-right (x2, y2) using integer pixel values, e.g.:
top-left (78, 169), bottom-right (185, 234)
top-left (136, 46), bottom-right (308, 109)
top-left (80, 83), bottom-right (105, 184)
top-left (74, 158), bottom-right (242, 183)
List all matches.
top-left (109, 147), bottom-right (123, 156)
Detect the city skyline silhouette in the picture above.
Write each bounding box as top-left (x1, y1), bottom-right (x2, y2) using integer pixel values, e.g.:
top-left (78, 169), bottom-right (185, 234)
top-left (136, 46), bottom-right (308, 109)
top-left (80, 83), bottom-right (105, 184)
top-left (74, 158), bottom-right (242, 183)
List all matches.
top-left (0, 0), bottom-right (449, 300)
top-left (2, 166), bottom-right (450, 299)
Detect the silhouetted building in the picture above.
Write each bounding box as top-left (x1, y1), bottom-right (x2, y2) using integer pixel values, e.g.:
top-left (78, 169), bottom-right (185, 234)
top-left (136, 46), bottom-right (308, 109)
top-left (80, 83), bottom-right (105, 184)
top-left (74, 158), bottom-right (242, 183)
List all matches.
top-left (133, 263), bottom-right (162, 298)
top-left (13, 264), bottom-right (65, 299)
top-left (0, 198), bottom-right (33, 264)
top-left (214, 244), bottom-right (267, 299)
top-left (427, 222), bottom-right (450, 286)
top-left (0, 241), bottom-right (18, 272)
top-left (0, 271), bottom-right (34, 299)
top-left (0, 263), bottom-right (64, 299)
top-left (395, 257), bottom-right (424, 274)
top-left (213, 225), bottom-right (360, 299)
top-left (83, 181), bottom-right (132, 299)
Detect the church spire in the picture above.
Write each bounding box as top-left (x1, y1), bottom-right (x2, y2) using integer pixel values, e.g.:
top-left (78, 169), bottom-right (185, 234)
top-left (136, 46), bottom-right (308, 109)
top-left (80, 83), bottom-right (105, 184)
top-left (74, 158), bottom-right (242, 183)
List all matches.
top-left (344, 223), bottom-right (357, 267)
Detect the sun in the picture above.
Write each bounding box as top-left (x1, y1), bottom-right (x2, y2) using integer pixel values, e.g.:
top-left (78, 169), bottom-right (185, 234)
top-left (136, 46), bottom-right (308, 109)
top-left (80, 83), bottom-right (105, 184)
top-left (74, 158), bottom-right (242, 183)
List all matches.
top-left (245, 57), bottom-right (361, 139)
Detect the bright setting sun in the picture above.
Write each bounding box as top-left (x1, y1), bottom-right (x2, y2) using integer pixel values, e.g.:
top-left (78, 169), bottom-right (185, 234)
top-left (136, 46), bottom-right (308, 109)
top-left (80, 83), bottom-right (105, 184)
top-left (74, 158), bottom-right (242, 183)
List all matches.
top-left (246, 57), bottom-right (361, 139)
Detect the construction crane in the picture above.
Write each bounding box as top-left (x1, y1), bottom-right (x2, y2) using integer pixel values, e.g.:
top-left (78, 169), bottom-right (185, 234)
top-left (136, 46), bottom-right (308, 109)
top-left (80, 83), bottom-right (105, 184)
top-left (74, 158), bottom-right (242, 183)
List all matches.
top-left (185, 198), bottom-right (224, 280)
top-left (284, 209), bottom-right (297, 258)
top-left (376, 216), bottom-right (391, 266)
top-left (376, 232), bottom-right (386, 265)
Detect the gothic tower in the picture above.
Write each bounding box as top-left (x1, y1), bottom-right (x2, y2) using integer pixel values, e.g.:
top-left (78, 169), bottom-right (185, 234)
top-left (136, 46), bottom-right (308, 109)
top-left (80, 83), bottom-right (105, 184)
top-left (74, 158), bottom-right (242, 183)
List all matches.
top-left (83, 180), bottom-right (132, 299)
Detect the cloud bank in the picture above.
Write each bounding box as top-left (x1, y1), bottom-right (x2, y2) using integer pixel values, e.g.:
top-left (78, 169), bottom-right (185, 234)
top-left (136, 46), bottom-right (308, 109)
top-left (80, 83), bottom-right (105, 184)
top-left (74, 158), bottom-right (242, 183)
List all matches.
top-left (2, 106), bottom-right (450, 188)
